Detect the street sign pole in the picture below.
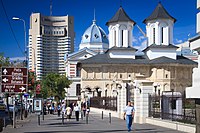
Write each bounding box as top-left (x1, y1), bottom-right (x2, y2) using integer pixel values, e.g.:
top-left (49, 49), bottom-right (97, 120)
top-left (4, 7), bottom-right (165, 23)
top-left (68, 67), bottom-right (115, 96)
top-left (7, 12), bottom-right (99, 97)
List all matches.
top-left (13, 96), bottom-right (16, 128)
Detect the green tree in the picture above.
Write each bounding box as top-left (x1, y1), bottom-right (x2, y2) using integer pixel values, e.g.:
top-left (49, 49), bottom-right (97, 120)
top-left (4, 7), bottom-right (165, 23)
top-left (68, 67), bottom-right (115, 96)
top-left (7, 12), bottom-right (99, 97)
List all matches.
top-left (0, 52), bottom-right (10, 67)
top-left (56, 75), bottom-right (71, 99)
top-left (41, 73), bottom-right (71, 100)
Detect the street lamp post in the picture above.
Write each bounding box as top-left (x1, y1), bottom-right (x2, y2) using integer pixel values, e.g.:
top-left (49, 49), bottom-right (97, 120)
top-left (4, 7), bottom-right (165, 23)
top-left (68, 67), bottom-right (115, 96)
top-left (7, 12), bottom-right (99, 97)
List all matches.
top-left (13, 16), bottom-right (29, 118)
top-left (12, 17), bottom-right (27, 56)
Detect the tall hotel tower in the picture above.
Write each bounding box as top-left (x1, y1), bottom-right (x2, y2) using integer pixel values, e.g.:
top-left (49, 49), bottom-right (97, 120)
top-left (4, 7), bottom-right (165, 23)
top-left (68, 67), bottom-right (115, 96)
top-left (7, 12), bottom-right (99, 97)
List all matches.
top-left (29, 13), bottom-right (75, 80)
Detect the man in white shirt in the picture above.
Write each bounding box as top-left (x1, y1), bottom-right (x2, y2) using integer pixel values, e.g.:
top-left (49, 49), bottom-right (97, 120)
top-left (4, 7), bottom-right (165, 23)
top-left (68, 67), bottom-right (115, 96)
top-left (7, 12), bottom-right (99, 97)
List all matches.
top-left (74, 103), bottom-right (80, 121)
top-left (123, 101), bottom-right (135, 132)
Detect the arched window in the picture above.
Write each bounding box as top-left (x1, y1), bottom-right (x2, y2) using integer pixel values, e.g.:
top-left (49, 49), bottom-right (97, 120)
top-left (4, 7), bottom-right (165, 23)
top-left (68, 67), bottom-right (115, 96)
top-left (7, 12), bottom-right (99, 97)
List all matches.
top-left (114, 30), bottom-right (116, 46)
top-left (96, 88), bottom-right (101, 97)
top-left (161, 27), bottom-right (164, 44)
top-left (76, 84), bottom-right (81, 96)
top-left (153, 28), bottom-right (155, 44)
top-left (121, 30), bottom-right (123, 46)
top-left (76, 63), bottom-right (81, 77)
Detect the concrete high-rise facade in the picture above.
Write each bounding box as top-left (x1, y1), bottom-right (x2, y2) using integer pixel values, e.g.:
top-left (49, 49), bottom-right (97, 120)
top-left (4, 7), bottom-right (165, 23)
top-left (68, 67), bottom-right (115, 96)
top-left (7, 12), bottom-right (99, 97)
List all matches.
top-left (29, 13), bottom-right (75, 80)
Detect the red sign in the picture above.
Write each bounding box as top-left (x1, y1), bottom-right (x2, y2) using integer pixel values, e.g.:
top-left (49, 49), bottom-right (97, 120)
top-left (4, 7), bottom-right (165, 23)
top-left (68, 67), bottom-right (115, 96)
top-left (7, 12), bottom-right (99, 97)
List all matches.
top-left (36, 84), bottom-right (41, 94)
top-left (1, 67), bottom-right (28, 93)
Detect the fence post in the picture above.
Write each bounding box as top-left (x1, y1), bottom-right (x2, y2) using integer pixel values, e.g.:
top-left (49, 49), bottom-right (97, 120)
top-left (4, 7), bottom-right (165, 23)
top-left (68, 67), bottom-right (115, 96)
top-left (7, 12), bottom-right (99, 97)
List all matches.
top-left (38, 115), bottom-right (40, 125)
top-left (4, 117), bottom-right (5, 128)
top-left (42, 111), bottom-right (44, 120)
top-left (86, 114), bottom-right (88, 124)
top-left (62, 113), bottom-right (64, 124)
top-left (81, 111), bottom-right (83, 120)
top-left (102, 111), bottom-right (103, 119)
top-left (172, 90), bottom-right (174, 121)
top-left (109, 113), bottom-right (111, 124)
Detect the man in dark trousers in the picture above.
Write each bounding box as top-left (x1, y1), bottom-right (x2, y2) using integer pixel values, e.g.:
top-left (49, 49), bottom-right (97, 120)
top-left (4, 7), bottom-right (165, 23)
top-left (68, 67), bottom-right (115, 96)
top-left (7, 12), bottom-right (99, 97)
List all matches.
top-left (123, 101), bottom-right (135, 132)
top-left (57, 103), bottom-right (61, 117)
top-left (74, 103), bottom-right (80, 121)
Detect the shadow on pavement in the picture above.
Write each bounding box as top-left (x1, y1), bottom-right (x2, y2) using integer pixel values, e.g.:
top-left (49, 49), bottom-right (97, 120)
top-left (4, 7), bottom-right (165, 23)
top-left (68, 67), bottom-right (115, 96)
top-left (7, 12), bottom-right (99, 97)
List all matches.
top-left (24, 129), bottom-right (128, 133)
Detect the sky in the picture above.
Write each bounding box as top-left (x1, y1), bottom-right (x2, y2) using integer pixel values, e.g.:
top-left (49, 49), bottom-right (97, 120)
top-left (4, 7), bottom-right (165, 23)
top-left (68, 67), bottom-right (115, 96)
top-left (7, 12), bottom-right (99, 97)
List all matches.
top-left (0, 0), bottom-right (197, 61)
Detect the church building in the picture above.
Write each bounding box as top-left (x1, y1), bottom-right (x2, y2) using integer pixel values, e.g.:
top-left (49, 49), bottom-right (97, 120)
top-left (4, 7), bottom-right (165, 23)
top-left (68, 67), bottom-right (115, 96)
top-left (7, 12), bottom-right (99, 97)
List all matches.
top-left (80, 2), bottom-right (196, 98)
top-left (65, 2), bottom-right (197, 116)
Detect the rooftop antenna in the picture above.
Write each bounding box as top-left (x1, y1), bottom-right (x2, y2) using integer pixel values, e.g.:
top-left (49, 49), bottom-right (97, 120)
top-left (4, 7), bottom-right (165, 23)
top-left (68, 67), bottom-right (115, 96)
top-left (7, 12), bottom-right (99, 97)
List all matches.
top-left (136, 24), bottom-right (146, 37)
top-left (50, 0), bottom-right (52, 16)
top-left (93, 8), bottom-right (96, 24)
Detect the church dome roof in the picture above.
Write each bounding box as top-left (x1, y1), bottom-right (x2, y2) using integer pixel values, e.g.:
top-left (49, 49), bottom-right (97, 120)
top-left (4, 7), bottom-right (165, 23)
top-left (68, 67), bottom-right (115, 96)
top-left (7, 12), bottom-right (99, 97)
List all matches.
top-left (143, 2), bottom-right (176, 24)
top-left (81, 20), bottom-right (109, 44)
top-left (106, 6), bottom-right (136, 26)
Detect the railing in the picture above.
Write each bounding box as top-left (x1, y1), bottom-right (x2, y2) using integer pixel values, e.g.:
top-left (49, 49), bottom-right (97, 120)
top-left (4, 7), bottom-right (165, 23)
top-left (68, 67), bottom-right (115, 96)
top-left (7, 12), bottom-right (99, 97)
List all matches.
top-left (149, 92), bottom-right (196, 124)
top-left (90, 96), bottom-right (117, 111)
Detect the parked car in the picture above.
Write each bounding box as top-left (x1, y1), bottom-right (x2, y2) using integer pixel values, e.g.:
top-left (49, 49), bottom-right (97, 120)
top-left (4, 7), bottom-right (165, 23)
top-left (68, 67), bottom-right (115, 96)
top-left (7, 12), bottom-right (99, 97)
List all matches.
top-left (0, 103), bottom-right (6, 111)
top-left (5, 105), bottom-right (18, 113)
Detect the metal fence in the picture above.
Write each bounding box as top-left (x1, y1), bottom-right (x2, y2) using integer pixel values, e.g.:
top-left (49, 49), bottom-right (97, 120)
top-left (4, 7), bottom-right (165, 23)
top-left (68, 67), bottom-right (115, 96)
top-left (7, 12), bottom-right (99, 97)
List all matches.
top-left (90, 96), bottom-right (117, 111)
top-left (149, 91), bottom-right (196, 124)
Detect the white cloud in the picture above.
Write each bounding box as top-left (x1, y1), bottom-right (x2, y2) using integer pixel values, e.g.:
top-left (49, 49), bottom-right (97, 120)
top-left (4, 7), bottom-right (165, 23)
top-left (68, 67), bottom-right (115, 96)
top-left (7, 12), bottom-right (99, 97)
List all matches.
top-left (175, 38), bottom-right (183, 44)
top-left (134, 40), bottom-right (147, 51)
top-left (10, 56), bottom-right (26, 61)
top-left (132, 36), bottom-right (138, 44)
top-left (139, 35), bottom-right (145, 41)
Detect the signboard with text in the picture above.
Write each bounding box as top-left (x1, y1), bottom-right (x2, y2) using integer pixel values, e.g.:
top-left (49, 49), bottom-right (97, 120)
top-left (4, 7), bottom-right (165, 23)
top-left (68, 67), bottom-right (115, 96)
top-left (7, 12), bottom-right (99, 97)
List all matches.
top-left (1, 67), bottom-right (28, 93)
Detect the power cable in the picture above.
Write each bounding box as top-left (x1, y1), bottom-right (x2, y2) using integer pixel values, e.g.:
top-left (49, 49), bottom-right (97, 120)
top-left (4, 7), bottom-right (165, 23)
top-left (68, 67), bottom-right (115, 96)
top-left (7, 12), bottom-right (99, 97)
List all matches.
top-left (0, 0), bottom-right (25, 56)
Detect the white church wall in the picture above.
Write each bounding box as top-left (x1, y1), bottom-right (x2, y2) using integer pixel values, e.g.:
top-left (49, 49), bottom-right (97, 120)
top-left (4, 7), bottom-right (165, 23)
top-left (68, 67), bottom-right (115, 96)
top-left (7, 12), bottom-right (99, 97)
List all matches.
top-left (146, 48), bottom-right (177, 60)
top-left (190, 37), bottom-right (200, 50)
top-left (109, 50), bottom-right (135, 59)
top-left (186, 55), bottom-right (200, 98)
top-left (68, 79), bottom-right (81, 99)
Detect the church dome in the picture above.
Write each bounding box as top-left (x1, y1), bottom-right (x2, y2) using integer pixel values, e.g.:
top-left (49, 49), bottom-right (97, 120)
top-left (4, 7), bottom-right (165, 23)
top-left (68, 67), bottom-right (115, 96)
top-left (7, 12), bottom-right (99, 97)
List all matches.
top-left (81, 20), bottom-right (109, 44)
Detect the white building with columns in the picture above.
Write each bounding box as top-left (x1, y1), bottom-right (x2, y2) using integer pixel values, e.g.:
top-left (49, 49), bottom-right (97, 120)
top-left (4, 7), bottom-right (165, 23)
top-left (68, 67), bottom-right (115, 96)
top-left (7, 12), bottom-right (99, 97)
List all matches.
top-left (65, 18), bottom-right (109, 103)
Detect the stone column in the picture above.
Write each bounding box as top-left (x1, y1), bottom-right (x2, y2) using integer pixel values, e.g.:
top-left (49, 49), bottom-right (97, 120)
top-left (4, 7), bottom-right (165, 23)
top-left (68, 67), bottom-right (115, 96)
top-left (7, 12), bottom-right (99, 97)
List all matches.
top-left (134, 81), bottom-right (153, 123)
top-left (117, 83), bottom-right (127, 118)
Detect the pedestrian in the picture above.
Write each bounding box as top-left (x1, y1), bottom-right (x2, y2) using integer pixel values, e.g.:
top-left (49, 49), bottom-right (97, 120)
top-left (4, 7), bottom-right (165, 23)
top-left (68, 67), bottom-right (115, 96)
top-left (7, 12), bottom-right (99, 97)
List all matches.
top-left (66, 106), bottom-right (72, 120)
top-left (123, 101), bottom-right (135, 132)
top-left (82, 102), bottom-right (86, 117)
top-left (74, 103), bottom-right (80, 121)
top-left (86, 106), bottom-right (90, 115)
top-left (61, 102), bottom-right (66, 116)
top-left (57, 103), bottom-right (61, 117)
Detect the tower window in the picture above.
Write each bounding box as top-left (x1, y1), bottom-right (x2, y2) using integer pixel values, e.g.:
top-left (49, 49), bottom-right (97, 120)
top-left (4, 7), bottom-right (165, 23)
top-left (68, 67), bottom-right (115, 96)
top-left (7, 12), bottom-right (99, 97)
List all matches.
top-left (153, 28), bottom-right (155, 44)
top-left (161, 27), bottom-right (164, 44)
top-left (85, 34), bottom-right (88, 39)
top-left (94, 34), bottom-right (99, 38)
top-left (121, 30), bottom-right (123, 46)
top-left (114, 30), bottom-right (116, 46)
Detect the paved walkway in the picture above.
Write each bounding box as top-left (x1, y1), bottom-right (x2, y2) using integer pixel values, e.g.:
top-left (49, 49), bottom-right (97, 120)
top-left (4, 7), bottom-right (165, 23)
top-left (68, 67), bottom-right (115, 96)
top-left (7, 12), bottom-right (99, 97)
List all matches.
top-left (2, 111), bottom-right (185, 133)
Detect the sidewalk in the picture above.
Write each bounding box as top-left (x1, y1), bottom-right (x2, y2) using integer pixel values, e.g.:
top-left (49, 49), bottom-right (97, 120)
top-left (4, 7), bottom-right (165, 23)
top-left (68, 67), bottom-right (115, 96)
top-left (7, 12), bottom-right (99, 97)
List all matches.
top-left (2, 111), bottom-right (185, 133)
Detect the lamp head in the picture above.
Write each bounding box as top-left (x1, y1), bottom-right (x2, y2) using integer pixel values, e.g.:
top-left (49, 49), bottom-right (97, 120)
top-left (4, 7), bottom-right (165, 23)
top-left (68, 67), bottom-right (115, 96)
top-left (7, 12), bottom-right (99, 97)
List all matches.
top-left (12, 17), bottom-right (20, 20)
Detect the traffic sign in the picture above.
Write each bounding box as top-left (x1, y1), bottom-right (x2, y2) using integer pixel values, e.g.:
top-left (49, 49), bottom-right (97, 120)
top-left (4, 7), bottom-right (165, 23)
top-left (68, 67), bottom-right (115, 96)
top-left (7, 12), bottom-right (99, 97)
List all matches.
top-left (1, 67), bottom-right (28, 93)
